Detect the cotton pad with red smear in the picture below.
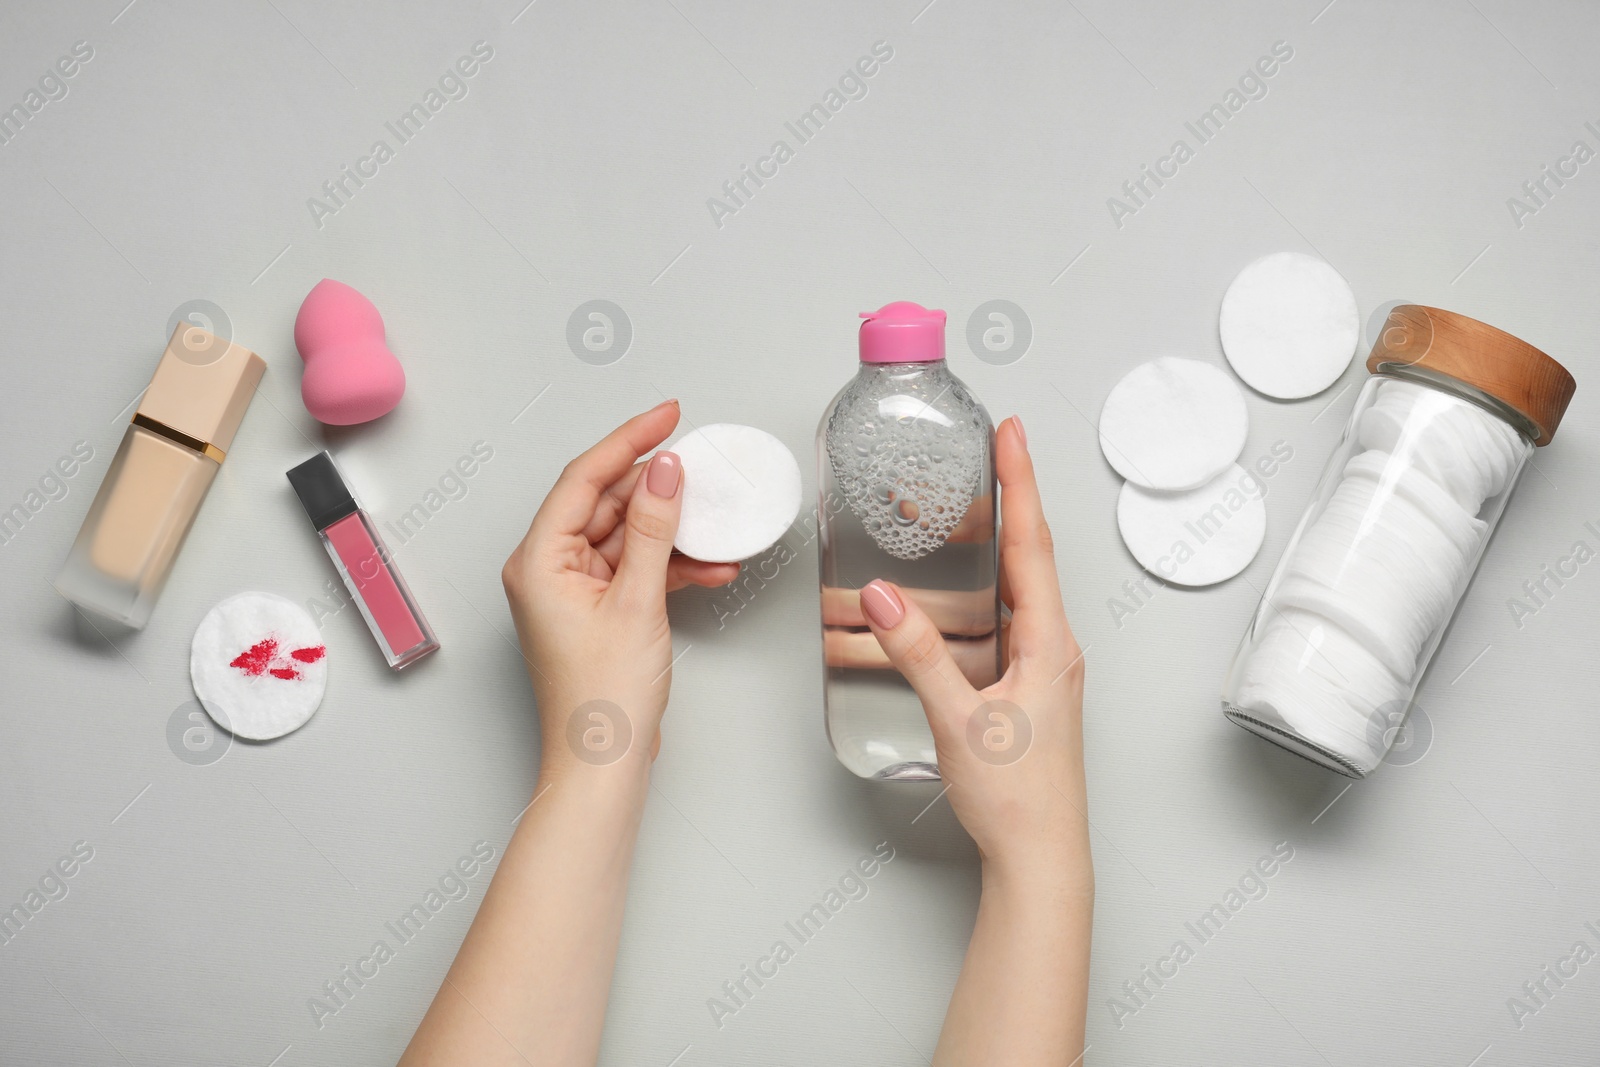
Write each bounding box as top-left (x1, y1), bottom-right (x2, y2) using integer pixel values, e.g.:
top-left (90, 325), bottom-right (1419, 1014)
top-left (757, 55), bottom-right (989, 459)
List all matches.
top-left (294, 279), bottom-right (406, 425)
top-left (1219, 252), bottom-right (1359, 399)
top-left (191, 592), bottom-right (328, 740)
top-left (1098, 356), bottom-right (1248, 491)
top-left (671, 424), bottom-right (802, 563)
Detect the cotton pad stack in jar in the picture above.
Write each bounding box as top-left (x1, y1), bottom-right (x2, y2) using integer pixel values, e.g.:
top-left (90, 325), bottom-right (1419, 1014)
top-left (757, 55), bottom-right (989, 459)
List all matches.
top-left (1232, 379), bottom-right (1522, 772)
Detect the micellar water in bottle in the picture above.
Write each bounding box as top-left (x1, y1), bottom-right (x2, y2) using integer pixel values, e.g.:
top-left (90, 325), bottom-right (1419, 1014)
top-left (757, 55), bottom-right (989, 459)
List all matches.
top-left (818, 301), bottom-right (1000, 779)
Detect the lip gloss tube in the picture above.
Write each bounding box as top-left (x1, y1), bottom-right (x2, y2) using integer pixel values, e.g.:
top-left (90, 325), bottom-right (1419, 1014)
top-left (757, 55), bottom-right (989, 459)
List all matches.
top-left (286, 452), bottom-right (439, 669)
top-left (55, 325), bottom-right (265, 628)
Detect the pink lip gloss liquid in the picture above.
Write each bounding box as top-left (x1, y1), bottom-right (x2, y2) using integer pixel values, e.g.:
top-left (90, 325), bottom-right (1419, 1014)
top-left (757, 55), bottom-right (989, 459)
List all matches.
top-left (287, 452), bottom-right (439, 669)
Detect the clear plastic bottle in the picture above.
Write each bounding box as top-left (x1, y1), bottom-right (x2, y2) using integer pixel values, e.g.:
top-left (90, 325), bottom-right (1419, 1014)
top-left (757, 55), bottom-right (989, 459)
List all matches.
top-left (818, 302), bottom-right (1000, 779)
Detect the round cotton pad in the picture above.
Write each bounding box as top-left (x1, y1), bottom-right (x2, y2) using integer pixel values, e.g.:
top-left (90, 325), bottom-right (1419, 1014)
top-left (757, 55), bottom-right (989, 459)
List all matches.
top-left (1219, 252), bottom-right (1360, 399)
top-left (1098, 357), bottom-right (1248, 490)
top-left (671, 424), bottom-right (802, 563)
top-left (191, 592), bottom-right (327, 740)
top-left (1116, 464), bottom-right (1267, 586)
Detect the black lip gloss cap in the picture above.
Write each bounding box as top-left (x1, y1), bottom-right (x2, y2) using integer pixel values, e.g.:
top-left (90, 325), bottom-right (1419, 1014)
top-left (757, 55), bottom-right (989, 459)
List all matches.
top-left (286, 451), bottom-right (360, 531)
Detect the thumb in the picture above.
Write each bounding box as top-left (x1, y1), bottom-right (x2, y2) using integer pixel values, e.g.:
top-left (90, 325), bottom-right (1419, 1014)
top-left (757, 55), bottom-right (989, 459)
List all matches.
top-left (859, 580), bottom-right (977, 730)
top-left (610, 451), bottom-right (683, 607)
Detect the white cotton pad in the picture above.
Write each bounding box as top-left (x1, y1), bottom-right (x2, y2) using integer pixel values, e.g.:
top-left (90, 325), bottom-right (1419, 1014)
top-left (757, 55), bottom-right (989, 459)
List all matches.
top-left (1098, 356), bottom-right (1249, 490)
top-left (1340, 450), bottom-right (1487, 557)
top-left (1279, 483), bottom-right (1467, 675)
top-left (1116, 464), bottom-right (1267, 586)
top-left (671, 423), bottom-right (802, 563)
top-left (1219, 252), bottom-right (1360, 399)
top-left (191, 592), bottom-right (328, 740)
top-left (1357, 380), bottom-right (1524, 511)
top-left (1236, 608), bottom-right (1409, 774)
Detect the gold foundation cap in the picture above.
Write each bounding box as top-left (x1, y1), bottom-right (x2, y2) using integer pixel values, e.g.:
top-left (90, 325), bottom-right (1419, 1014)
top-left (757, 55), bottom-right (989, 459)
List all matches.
top-left (136, 324), bottom-right (266, 456)
top-left (1366, 305), bottom-right (1575, 446)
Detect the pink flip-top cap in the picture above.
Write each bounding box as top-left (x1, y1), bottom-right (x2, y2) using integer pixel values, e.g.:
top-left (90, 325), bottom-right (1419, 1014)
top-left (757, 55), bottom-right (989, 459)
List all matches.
top-left (859, 301), bottom-right (946, 363)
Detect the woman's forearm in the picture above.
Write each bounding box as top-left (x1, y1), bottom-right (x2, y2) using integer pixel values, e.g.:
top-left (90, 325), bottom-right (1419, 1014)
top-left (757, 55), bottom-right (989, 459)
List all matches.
top-left (935, 850), bottom-right (1094, 1066)
top-left (400, 757), bottom-right (650, 1067)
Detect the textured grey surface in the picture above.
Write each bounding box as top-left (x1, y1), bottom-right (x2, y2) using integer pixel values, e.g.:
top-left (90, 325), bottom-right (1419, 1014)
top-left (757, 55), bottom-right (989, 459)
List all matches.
top-left (2, 1), bottom-right (1598, 1064)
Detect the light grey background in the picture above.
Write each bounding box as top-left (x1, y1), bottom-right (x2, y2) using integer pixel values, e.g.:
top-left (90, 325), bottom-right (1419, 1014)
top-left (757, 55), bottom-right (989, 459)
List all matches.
top-left (2, 1), bottom-right (1597, 1064)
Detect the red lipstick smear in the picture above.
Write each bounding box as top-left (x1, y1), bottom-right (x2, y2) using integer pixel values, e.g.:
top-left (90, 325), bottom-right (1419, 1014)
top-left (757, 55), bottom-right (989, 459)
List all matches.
top-left (230, 639), bottom-right (279, 677)
top-left (230, 639), bottom-right (327, 681)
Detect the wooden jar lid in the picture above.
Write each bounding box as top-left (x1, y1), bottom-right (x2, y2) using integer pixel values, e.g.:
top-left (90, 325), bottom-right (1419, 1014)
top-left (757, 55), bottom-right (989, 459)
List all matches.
top-left (1366, 305), bottom-right (1575, 446)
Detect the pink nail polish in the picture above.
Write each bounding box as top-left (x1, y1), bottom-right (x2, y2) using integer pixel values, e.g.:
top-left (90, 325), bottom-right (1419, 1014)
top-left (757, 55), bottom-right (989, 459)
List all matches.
top-left (647, 451), bottom-right (681, 497)
top-left (860, 580), bottom-right (904, 629)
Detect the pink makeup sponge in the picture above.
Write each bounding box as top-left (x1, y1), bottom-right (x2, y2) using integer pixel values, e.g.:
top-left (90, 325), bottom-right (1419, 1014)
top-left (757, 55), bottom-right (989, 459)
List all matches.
top-left (294, 279), bottom-right (406, 425)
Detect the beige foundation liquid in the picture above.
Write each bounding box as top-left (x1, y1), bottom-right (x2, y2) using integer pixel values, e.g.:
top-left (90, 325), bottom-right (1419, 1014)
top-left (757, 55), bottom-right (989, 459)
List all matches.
top-left (56, 325), bottom-right (263, 628)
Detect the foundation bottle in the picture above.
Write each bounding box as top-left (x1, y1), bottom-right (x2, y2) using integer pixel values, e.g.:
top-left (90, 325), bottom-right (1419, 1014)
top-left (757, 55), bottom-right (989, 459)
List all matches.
top-left (55, 325), bottom-right (265, 628)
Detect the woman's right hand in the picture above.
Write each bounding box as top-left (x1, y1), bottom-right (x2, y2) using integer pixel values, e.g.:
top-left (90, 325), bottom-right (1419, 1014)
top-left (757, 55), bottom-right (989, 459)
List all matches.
top-left (859, 416), bottom-right (1089, 883)
top-left (861, 415), bottom-right (1091, 1065)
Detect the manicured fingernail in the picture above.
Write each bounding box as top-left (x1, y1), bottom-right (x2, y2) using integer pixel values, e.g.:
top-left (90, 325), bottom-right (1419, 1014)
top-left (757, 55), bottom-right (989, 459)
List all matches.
top-left (647, 451), bottom-right (681, 497)
top-left (861, 580), bottom-right (904, 630)
top-left (1012, 416), bottom-right (1027, 448)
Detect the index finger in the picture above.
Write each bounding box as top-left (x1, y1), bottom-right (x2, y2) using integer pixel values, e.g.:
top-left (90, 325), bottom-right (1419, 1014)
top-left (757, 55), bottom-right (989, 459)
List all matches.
top-left (529, 400), bottom-right (680, 540)
top-left (996, 416), bottom-right (1070, 638)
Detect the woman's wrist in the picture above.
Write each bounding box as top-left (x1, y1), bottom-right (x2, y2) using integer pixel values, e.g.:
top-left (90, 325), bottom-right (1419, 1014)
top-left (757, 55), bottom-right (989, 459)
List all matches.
top-left (980, 834), bottom-right (1094, 902)
top-left (525, 752), bottom-right (653, 847)
top-left (536, 682), bottom-right (662, 773)
top-left (537, 740), bottom-right (653, 793)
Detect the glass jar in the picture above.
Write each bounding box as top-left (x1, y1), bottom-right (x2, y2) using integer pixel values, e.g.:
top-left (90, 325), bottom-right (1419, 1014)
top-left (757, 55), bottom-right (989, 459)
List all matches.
top-left (1222, 306), bottom-right (1575, 777)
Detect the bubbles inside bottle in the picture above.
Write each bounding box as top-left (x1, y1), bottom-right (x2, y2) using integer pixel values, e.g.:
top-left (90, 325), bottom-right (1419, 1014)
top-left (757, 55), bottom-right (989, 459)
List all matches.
top-left (826, 378), bottom-right (984, 561)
